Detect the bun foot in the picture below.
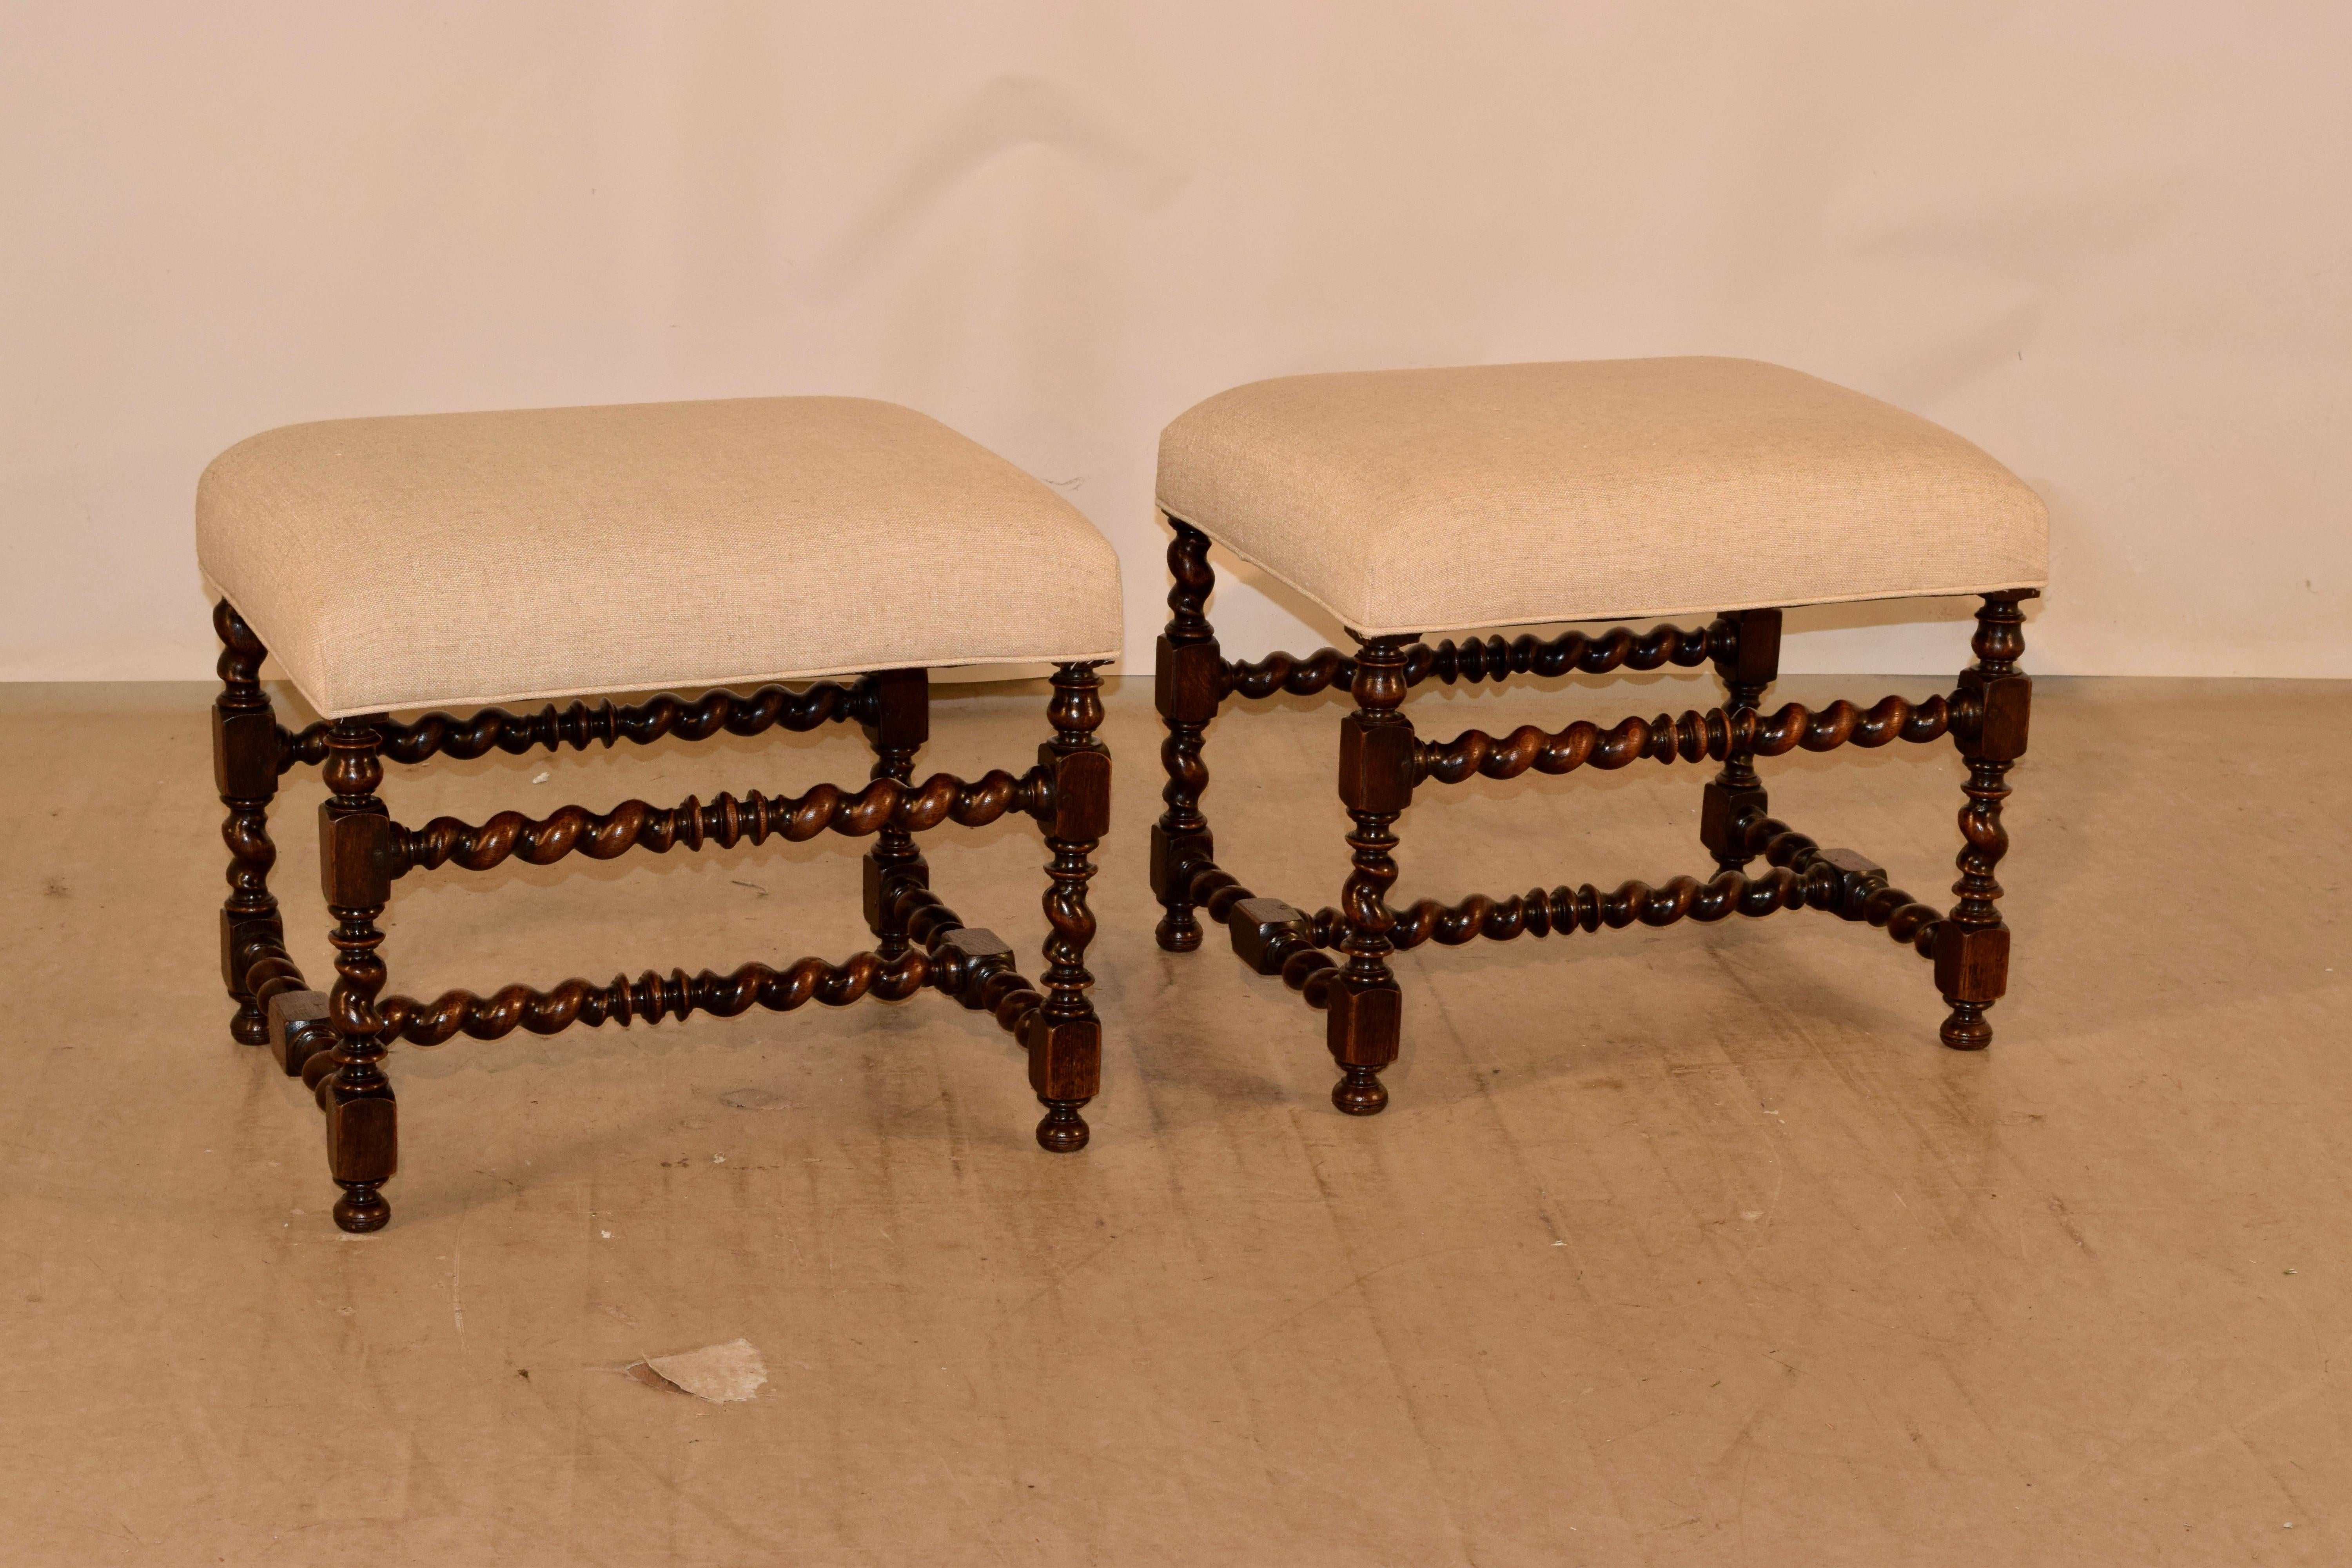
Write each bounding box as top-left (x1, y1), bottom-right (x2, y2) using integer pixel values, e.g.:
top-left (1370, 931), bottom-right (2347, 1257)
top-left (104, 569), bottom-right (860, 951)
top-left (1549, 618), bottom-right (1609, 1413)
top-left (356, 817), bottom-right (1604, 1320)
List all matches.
top-left (1939, 1001), bottom-right (1994, 1052)
top-left (230, 1005), bottom-right (271, 1045)
top-left (1332, 1066), bottom-right (1389, 1116)
top-left (1153, 915), bottom-right (1202, 953)
top-left (1035, 1101), bottom-right (1091, 1152)
top-left (333, 1183), bottom-right (391, 1232)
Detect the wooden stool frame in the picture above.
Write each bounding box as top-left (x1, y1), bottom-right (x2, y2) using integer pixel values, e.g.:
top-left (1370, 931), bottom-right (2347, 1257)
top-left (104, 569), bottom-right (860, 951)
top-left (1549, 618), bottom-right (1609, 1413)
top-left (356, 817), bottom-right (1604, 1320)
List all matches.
top-left (213, 601), bottom-right (1111, 1233)
top-left (1148, 519), bottom-right (2035, 1114)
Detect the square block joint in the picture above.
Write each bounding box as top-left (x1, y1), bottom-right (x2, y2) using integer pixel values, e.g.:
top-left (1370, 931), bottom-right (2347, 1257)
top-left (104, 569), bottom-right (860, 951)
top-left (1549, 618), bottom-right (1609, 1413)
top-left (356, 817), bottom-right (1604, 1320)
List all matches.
top-left (220, 907), bottom-right (283, 991)
top-left (1326, 980), bottom-right (1401, 1069)
top-left (1818, 847), bottom-right (1887, 920)
top-left (1933, 922), bottom-right (2011, 1003)
top-left (1025, 1014), bottom-right (1102, 1100)
top-left (267, 989), bottom-right (334, 1075)
top-left (1338, 715), bottom-right (1416, 815)
top-left (863, 667), bottom-right (930, 751)
top-left (1961, 669), bottom-right (2033, 761)
top-left (936, 927), bottom-right (1014, 1009)
top-left (1230, 897), bottom-right (1311, 975)
top-left (1039, 744), bottom-right (1112, 842)
top-left (1716, 608), bottom-right (1784, 688)
top-left (1154, 636), bottom-right (1223, 724)
top-left (212, 706), bottom-right (279, 799)
top-left (1150, 822), bottom-right (1214, 907)
top-left (324, 1085), bottom-right (397, 1185)
top-left (864, 850), bottom-right (930, 932)
top-left (1701, 781), bottom-right (1769, 862)
top-left (318, 805), bottom-right (392, 909)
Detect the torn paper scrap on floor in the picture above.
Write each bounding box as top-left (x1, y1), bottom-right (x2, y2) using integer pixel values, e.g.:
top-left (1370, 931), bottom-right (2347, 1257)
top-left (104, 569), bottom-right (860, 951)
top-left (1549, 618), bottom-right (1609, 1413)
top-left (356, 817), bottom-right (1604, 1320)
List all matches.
top-left (629, 1339), bottom-right (767, 1403)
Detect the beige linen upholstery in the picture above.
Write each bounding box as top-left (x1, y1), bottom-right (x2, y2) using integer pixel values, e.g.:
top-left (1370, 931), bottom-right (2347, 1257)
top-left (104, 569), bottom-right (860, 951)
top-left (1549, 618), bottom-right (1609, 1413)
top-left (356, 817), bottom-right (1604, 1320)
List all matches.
top-left (1156, 358), bottom-right (2048, 637)
top-left (198, 397), bottom-right (1123, 718)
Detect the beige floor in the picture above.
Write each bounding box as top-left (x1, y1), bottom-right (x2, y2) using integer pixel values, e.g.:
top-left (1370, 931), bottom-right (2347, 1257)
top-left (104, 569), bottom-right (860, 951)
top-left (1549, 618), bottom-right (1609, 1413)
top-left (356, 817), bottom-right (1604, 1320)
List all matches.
top-left (1, 671), bottom-right (2347, 1566)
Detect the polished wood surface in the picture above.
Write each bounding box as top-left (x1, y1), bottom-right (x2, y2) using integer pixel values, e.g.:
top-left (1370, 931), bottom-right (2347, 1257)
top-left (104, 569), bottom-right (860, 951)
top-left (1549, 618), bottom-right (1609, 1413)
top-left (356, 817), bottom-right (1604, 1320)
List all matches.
top-left (278, 677), bottom-right (877, 769)
top-left (213, 600), bottom-right (1111, 1230)
top-left (1936, 590), bottom-right (2036, 1050)
top-left (1150, 519), bottom-right (1220, 953)
top-left (1152, 516), bottom-right (2036, 1114)
top-left (317, 714), bottom-right (396, 1234)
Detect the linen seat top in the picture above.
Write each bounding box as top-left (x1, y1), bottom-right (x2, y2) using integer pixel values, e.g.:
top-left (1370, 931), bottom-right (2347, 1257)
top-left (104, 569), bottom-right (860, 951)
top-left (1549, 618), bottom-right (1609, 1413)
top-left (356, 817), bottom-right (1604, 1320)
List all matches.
top-left (197, 396), bottom-right (1124, 717)
top-left (1155, 357), bottom-right (2047, 638)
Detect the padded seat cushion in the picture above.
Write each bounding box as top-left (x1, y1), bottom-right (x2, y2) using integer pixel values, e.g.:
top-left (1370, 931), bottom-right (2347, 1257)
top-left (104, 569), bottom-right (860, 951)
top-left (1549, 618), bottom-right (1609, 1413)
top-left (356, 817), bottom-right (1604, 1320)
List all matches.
top-left (1156, 358), bottom-right (2047, 638)
top-left (198, 397), bottom-right (1123, 718)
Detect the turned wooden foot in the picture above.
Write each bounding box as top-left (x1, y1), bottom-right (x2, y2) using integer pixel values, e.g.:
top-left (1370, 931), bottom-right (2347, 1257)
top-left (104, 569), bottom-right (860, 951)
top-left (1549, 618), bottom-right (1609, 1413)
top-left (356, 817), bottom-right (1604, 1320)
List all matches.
top-left (1331, 1065), bottom-right (1388, 1116)
top-left (334, 1182), bottom-right (391, 1232)
top-left (1940, 1000), bottom-right (1994, 1051)
top-left (323, 1078), bottom-right (397, 1232)
top-left (1035, 1100), bottom-right (1091, 1152)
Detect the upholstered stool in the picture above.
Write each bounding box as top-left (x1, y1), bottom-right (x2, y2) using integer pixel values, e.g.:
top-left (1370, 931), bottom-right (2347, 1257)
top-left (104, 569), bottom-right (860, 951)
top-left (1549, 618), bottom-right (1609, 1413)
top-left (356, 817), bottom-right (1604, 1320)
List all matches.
top-left (200, 396), bottom-right (1121, 1231)
top-left (1149, 357), bottom-right (2047, 1112)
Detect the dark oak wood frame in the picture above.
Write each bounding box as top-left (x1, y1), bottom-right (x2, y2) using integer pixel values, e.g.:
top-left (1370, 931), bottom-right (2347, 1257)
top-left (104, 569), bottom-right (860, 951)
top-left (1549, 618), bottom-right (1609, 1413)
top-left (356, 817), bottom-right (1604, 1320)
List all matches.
top-left (214, 601), bottom-right (1111, 1232)
top-left (1150, 518), bottom-right (2035, 1114)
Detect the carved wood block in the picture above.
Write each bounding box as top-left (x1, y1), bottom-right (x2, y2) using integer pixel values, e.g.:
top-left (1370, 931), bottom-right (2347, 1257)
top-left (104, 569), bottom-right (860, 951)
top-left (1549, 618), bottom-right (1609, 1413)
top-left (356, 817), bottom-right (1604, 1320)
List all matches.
top-left (1717, 607), bottom-right (1784, 686)
top-left (862, 849), bottom-right (929, 931)
top-left (323, 1084), bottom-right (397, 1185)
top-left (936, 927), bottom-right (1014, 1009)
top-left (1150, 822), bottom-right (1214, 907)
top-left (318, 805), bottom-right (391, 908)
top-left (220, 908), bottom-right (283, 991)
top-left (1700, 781), bottom-right (1769, 862)
top-left (1819, 847), bottom-right (1888, 921)
top-left (1024, 1014), bottom-right (1101, 1101)
top-left (864, 666), bottom-right (929, 750)
top-left (211, 706), bottom-right (279, 799)
top-left (1039, 745), bottom-right (1112, 842)
top-left (1229, 897), bottom-right (1311, 976)
top-left (1325, 979), bottom-right (1401, 1068)
top-left (1154, 635), bottom-right (1223, 724)
top-left (267, 989), bottom-right (334, 1076)
top-left (1933, 922), bottom-right (2011, 1003)
top-left (1961, 670), bottom-right (2033, 760)
top-left (1337, 714), bottom-right (1416, 815)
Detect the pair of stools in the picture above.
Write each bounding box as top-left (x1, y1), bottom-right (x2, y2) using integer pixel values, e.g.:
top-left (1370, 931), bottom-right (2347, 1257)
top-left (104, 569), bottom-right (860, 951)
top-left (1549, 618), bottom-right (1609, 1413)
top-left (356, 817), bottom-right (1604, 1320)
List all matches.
top-left (200, 358), bottom-right (2046, 1232)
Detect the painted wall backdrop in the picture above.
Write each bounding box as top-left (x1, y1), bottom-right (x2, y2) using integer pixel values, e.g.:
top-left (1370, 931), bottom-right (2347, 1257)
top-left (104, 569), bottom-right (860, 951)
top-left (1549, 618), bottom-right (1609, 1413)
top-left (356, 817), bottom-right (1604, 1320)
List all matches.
top-left (2, 2), bottom-right (2345, 684)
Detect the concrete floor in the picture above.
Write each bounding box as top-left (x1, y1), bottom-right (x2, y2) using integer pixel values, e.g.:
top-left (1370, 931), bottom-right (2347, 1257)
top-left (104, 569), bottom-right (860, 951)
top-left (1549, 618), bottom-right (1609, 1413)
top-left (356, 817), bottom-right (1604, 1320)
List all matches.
top-left (1, 671), bottom-right (2347, 1565)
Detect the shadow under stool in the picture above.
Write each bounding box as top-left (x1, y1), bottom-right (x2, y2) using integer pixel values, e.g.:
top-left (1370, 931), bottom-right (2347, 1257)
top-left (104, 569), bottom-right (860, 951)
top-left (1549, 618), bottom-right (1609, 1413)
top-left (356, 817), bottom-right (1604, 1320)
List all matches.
top-left (198, 395), bottom-right (1122, 1231)
top-left (1145, 357), bottom-right (2049, 1114)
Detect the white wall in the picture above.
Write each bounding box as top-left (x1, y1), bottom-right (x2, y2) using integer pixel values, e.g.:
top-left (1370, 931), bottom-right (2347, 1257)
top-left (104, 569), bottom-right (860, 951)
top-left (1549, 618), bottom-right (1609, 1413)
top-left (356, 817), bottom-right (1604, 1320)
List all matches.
top-left (3, 2), bottom-right (2345, 682)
